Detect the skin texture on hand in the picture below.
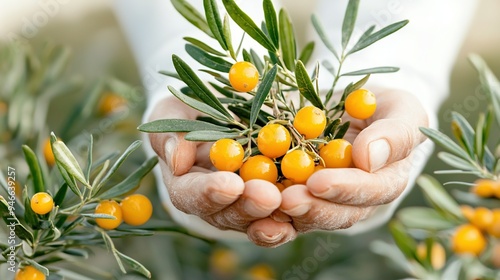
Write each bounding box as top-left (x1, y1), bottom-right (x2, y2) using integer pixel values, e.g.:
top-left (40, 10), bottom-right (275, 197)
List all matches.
top-left (147, 89), bottom-right (428, 247)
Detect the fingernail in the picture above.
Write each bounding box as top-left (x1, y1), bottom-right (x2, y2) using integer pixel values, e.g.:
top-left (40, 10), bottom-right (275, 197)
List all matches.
top-left (368, 139), bottom-right (390, 172)
top-left (165, 138), bottom-right (177, 173)
top-left (210, 191), bottom-right (237, 205)
top-left (243, 199), bottom-right (269, 217)
top-left (284, 203), bottom-right (311, 216)
top-left (256, 230), bottom-right (283, 243)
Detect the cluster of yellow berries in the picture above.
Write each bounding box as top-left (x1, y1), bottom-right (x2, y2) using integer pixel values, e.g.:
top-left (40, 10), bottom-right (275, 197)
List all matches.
top-left (208, 62), bottom-right (376, 189)
top-left (29, 192), bottom-right (152, 230)
top-left (470, 178), bottom-right (500, 199)
top-left (94, 194), bottom-right (153, 230)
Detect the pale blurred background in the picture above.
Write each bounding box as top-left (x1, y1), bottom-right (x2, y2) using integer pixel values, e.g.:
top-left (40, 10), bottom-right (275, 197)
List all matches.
top-left (1, 1), bottom-right (499, 279)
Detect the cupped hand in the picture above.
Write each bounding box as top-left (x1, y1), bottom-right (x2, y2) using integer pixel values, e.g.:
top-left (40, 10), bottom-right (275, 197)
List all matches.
top-left (280, 89), bottom-right (429, 233)
top-left (148, 96), bottom-right (296, 247)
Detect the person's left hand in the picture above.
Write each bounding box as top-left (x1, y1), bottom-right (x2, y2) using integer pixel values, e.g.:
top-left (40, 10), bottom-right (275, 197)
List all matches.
top-left (279, 89), bottom-right (428, 234)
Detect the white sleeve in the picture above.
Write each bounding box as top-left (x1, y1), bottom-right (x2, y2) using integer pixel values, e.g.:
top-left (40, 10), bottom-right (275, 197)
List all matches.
top-left (113, 0), bottom-right (477, 239)
top-left (310, 0), bottom-right (477, 234)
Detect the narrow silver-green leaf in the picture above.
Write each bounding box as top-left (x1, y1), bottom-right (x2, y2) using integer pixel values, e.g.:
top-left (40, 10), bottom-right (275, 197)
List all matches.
top-left (311, 14), bottom-right (339, 60)
top-left (263, 0), bottom-right (279, 47)
top-left (185, 44), bottom-right (232, 72)
top-left (51, 135), bottom-right (89, 188)
top-left (397, 207), bottom-right (458, 231)
top-left (348, 20), bottom-right (409, 55)
top-left (85, 135), bottom-right (93, 181)
top-left (171, 0), bottom-right (213, 38)
top-left (475, 113), bottom-right (486, 162)
top-left (295, 61), bottom-right (324, 109)
top-left (81, 213), bottom-right (118, 219)
top-left (388, 221), bottom-right (417, 260)
top-left (183, 37), bottom-right (226, 56)
top-left (341, 0), bottom-right (359, 49)
top-left (158, 70), bottom-right (181, 81)
top-left (469, 54), bottom-right (500, 128)
top-left (341, 66), bottom-right (399, 76)
top-left (250, 49), bottom-right (265, 74)
top-left (173, 55), bottom-right (232, 118)
top-left (169, 86), bottom-right (233, 122)
top-left (21, 145), bottom-right (45, 193)
top-left (451, 112), bottom-right (475, 157)
top-left (437, 152), bottom-right (475, 172)
top-left (334, 121), bottom-right (350, 139)
top-left (98, 157), bottom-right (158, 199)
top-left (417, 174), bottom-right (463, 219)
top-left (55, 159), bottom-right (81, 198)
top-left (185, 130), bottom-right (241, 141)
top-left (419, 127), bottom-right (470, 161)
top-left (279, 9), bottom-right (297, 71)
top-left (298, 42), bottom-right (315, 66)
top-left (95, 140), bottom-right (142, 190)
top-left (222, 0), bottom-right (276, 52)
top-left (356, 25), bottom-right (375, 45)
top-left (204, 0), bottom-right (228, 50)
top-left (250, 65), bottom-right (277, 127)
top-left (139, 119), bottom-right (232, 133)
top-left (222, 15), bottom-right (236, 60)
top-left (116, 250), bottom-right (152, 279)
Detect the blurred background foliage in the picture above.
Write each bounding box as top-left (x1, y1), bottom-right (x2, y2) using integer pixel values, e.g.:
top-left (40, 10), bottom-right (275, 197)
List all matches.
top-left (0, 1), bottom-right (499, 279)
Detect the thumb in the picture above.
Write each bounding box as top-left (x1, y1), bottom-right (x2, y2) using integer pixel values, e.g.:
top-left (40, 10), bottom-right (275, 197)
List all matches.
top-left (147, 97), bottom-right (200, 175)
top-left (351, 90), bottom-right (428, 172)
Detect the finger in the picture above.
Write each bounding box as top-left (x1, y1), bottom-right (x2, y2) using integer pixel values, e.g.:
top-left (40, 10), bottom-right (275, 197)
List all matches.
top-left (351, 90), bottom-right (428, 172)
top-left (205, 180), bottom-right (282, 231)
top-left (280, 185), bottom-right (370, 233)
top-left (147, 97), bottom-right (201, 175)
top-left (247, 218), bottom-right (297, 248)
top-left (161, 162), bottom-right (245, 216)
top-left (306, 157), bottom-right (411, 206)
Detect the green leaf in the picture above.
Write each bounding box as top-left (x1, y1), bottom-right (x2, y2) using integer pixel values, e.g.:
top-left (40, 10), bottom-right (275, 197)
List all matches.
top-left (348, 20), bottom-right (409, 55)
top-left (341, 66), bottom-right (399, 76)
top-left (451, 112), bottom-right (475, 157)
top-left (21, 145), bottom-right (45, 193)
top-left (171, 0), bottom-right (213, 38)
top-left (55, 159), bottom-right (81, 198)
top-left (139, 119), bottom-right (232, 133)
top-left (222, 0), bottom-right (276, 52)
top-left (185, 130), bottom-right (241, 141)
top-left (183, 37), bottom-right (226, 56)
top-left (250, 49), bottom-right (265, 74)
top-left (437, 152), bottom-right (475, 171)
top-left (24, 196), bottom-right (38, 228)
top-left (85, 135), bottom-right (93, 181)
top-left (469, 54), bottom-right (500, 129)
top-left (397, 207), bottom-right (459, 231)
top-left (475, 113), bottom-right (487, 162)
top-left (53, 183), bottom-right (68, 207)
top-left (341, 0), bottom-right (359, 49)
top-left (324, 119), bottom-right (341, 137)
top-left (98, 157), bottom-right (158, 199)
top-left (209, 82), bottom-right (243, 99)
top-left (417, 174), bottom-right (463, 220)
top-left (419, 127), bottom-right (470, 161)
top-left (81, 213), bottom-right (118, 219)
top-left (158, 70), bottom-right (181, 81)
top-left (295, 61), bottom-right (324, 109)
top-left (311, 14), bottom-right (339, 60)
top-left (173, 55), bottom-right (232, 119)
top-left (356, 25), bottom-right (375, 45)
top-left (185, 44), bottom-right (232, 72)
top-left (388, 220), bottom-right (417, 260)
top-left (298, 42), bottom-right (315, 65)
top-left (169, 86), bottom-right (233, 122)
top-left (25, 259), bottom-right (50, 276)
top-left (116, 250), bottom-right (152, 279)
top-left (51, 135), bottom-right (89, 188)
top-left (263, 0), bottom-right (279, 47)
top-left (95, 140), bottom-right (142, 190)
top-left (279, 9), bottom-right (296, 71)
top-left (250, 65), bottom-right (277, 127)
top-left (204, 0), bottom-right (228, 50)
top-left (334, 121), bottom-right (350, 139)
top-left (222, 14), bottom-right (236, 60)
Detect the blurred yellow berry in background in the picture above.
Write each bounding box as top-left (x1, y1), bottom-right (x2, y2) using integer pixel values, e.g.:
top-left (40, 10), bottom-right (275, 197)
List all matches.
top-left (471, 179), bottom-right (498, 198)
top-left (451, 224), bottom-right (486, 256)
top-left (43, 138), bottom-right (55, 167)
top-left (98, 92), bottom-right (127, 116)
top-left (210, 248), bottom-right (239, 277)
top-left (247, 263), bottom-right (276, 280)
top-left (416, 242), bottom-right (446, 270)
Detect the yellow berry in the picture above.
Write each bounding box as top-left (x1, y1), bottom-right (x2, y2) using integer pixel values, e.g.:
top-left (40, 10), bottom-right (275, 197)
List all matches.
top-left (95, 200), bottom-right (123, 230)
top-left (120, 194), bottom-right (153, 226)
top-left (30, 192), bottom-right (54, 215)
top-left (209, 139), bottom-right (245, 172)
top-left (293, 106), bottom-right (326, 139)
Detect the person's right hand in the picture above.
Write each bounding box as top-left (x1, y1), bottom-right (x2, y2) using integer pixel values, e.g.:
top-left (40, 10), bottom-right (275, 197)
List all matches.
top-left (147, 96), bottom-right (297, 247)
